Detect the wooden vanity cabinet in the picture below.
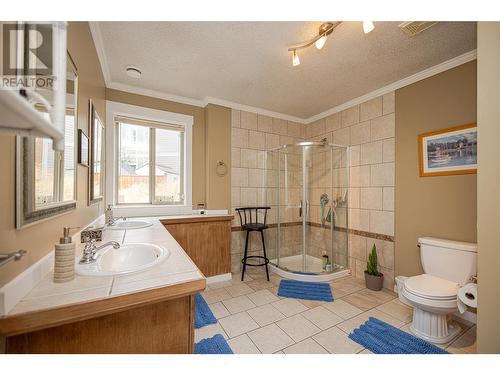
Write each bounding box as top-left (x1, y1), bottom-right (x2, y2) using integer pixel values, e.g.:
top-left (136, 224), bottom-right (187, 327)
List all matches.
top-left (161, 215), bottom-right (232, 277)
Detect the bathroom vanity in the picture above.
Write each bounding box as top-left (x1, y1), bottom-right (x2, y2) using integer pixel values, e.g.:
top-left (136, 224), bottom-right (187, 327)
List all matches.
top-left (161, 214), bottom-right (233, 277)
top-left (0, 217), bottom-right (214, 354)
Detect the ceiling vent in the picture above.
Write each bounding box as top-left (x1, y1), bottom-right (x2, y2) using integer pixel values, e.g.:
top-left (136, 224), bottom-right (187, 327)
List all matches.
top-left (399, 21), bottom-right (438, 36)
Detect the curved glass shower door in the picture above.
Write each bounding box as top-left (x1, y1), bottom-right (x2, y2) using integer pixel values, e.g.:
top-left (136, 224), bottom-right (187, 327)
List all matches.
top-left (266, 142), bottom-right (349, 277)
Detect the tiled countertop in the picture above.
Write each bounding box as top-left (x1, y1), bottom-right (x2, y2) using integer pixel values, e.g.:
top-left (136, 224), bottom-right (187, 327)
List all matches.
top-left (0, 215), bottom-right (218, 331)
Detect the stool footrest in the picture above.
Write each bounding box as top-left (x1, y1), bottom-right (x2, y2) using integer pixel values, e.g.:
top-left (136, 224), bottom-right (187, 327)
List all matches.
top-left (242, 255), bottom-right (270, 267)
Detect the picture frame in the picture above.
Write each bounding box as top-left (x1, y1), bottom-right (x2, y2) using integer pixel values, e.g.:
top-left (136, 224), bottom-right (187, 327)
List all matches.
top-left (78, 129), bottom-right (89, 167)
top-left (418, 123), bottom-right (477, 177)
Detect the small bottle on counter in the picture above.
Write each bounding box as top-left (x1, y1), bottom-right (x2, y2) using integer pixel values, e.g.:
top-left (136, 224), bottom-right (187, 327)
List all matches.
top-left (105, 205), bottom-right (113, 225)
top-left (196, 203), bottom-right (206, 215)
top-left (322, 251), bottom-right (329, 271)
top-left (53, 226), bottom-right (78, 283)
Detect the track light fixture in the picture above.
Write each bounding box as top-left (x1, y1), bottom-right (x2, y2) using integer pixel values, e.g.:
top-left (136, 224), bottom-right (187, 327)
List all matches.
top-left (288, 21), bottom-right (375, 66)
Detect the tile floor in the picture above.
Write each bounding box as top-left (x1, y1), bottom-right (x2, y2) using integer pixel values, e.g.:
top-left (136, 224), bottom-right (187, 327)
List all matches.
top-left (195, 269), bottom-right (477, 354)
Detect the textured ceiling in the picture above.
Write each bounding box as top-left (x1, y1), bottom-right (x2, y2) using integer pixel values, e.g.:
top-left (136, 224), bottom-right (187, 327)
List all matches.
top-left (96, 21), bottom-right (476, 118)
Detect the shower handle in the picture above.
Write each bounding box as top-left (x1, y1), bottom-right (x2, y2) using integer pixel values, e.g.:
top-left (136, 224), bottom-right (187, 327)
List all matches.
top-left (299, 200), bottom-right (302, 217)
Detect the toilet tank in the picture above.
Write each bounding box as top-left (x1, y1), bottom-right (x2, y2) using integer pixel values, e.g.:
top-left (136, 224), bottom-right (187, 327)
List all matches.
top-left (418, 237), bottom-right (477, 285)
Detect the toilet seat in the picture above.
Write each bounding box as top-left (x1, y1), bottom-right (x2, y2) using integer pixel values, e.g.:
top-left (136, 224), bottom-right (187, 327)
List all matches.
top-left (404, 274), bottom-right (459, 301)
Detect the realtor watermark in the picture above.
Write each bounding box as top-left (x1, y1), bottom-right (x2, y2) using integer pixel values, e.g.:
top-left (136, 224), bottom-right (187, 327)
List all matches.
top-left (1, 22), bottom-right (56, 89)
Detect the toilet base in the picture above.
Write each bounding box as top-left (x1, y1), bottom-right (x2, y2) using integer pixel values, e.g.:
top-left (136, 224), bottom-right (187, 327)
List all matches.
top-left (409, 307), bottom-right (462, 344)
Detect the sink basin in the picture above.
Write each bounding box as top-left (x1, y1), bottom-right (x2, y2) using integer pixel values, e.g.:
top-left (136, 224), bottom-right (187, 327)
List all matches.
top-left (107, 219), bottom-right (152, 230)
top-left (76, 242), bottom-right (169, 277)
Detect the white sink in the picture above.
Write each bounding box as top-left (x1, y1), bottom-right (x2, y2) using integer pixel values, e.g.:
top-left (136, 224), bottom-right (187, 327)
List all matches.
top-left (76, 242), bottom-right (169, 277)
top-left (107, 219), bottom-right (152, 230)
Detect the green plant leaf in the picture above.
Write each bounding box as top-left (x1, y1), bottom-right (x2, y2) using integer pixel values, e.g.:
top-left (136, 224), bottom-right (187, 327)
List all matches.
top-left (365, 243), bottom-right (380, 276)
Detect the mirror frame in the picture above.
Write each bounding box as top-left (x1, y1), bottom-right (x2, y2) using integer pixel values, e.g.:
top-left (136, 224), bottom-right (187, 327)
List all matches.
top-left (88, 99), bottom-right (105, 205)
top-left (15, 52), bottom-right (78, 228)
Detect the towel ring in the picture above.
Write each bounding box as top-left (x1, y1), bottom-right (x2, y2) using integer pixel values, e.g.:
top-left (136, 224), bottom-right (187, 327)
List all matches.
top-left (216, 161), bottom-right (228, 177)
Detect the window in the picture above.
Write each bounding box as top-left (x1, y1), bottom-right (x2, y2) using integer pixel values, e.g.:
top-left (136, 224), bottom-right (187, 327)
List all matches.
top-left (116, 117), bottom-right (185, 205)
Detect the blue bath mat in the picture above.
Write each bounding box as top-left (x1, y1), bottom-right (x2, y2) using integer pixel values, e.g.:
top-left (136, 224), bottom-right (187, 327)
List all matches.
top-left (195, 293), bottom-right (217, 329)
top-left (194, 334), bottom-right (233, 354)
top-left (277, 279), bottom-right (334, 302)
top-left (349, 317), bottom-right (449, 354)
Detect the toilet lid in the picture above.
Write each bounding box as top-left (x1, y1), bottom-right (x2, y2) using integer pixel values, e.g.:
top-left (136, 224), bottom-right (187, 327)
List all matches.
top-left (404, 274), bottom-right (459, 300)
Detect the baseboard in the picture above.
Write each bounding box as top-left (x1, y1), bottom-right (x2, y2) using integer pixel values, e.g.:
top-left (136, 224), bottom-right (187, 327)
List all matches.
top-left (206, 273), bottom-right (232, 284)
top-left (0, 214), bottom-right (105, 317)
top-left (454, 310), bottom-right (477, 325)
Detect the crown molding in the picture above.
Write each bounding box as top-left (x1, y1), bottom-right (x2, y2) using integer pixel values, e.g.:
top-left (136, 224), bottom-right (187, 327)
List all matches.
top-left (88, 21), bottom-right (111, 86)
top-left (88, 22), bottom-right (476, 125)
top-left (203, 97), bottom-right (306, 123)
top-left (305, 49), bottom-right (477, 123)
top-left (107, 81), bottom-right (206, 108)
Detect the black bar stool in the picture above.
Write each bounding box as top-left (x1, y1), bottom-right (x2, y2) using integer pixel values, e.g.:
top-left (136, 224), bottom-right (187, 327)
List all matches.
top-left (236, 207), bottom-right (271, 281)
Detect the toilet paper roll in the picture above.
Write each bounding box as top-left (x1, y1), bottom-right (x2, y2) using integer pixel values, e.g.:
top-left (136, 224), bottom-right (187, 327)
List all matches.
top-left (457, 283), bottom-right (477, 313)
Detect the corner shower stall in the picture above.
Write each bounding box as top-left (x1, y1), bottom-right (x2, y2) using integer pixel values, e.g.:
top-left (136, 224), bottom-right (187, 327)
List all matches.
top-left (265, 141), bottom-right (350, 282)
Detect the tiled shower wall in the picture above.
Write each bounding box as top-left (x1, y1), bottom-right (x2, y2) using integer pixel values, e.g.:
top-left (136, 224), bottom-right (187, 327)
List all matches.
top-left (231, 92), bottom-right (395, 289)
top-left (305, 93), bottom-right (396, 289)
top-left (231, 111), bottom-right (305, 273)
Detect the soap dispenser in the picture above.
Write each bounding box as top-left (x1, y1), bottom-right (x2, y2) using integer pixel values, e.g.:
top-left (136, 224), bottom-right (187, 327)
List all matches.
top-left (54, 226), bottom-right (78, 283)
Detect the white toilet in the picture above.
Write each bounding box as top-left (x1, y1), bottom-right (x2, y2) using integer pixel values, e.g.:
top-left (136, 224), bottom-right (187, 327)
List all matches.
top-left (396, 237), bottom-right (477, 344)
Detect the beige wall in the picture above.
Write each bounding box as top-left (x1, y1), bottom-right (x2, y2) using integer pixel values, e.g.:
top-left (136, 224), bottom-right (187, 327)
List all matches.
top-left (205, 104), bottom-right (231, 210)
top-left (476, 22), bottom-right (500, 354)
top-left (395, 61), bottom-right (477, 278)
top-left (105, 89), bottom-right (207, 207)
top-left (0, 22), bottom-right (106, 287)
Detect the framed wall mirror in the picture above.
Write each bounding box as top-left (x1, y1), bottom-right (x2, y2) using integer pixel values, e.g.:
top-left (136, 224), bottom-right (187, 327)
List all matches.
top-left (16, 53), bottom-right (78, 228)
top-left (88, 99), bottom-right (105, 205)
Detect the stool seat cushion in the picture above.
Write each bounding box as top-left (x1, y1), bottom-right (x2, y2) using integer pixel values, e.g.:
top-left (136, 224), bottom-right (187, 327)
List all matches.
top-left (242, 223), bottom-right (268, 231)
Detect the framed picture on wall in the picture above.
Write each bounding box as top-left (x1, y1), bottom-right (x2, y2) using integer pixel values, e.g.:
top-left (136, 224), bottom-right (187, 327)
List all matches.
top-left (78, 129), bottom-right (89, 167)
top-left (418, 123), bottom-right (477, 177)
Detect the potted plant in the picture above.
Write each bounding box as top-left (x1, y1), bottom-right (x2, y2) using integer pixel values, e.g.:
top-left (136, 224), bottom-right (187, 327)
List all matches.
top-left (365, 244), bottom-right (384, 291)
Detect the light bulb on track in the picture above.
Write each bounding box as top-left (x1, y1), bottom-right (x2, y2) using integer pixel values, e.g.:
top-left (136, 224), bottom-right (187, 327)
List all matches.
top-left (292, 50), bottom-right (300, 66)
top-left (315, 35), bottom-right (327, 49)
top-left (363, 21), bottom-right (375, 34)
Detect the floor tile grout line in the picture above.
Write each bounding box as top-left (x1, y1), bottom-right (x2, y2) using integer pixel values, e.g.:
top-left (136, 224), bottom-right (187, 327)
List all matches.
top-left (226, 332), bottom-right (262, 354)
top-left (310, 334), bottom-right (335, 354)
top-left (243, 332), bottom-right (263, 354)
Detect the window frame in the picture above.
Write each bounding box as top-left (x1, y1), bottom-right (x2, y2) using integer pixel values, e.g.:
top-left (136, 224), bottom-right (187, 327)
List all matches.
top-left (115, 120), bottom-right (185, 206)
top-left (106, 101), bottom-right (193, 216)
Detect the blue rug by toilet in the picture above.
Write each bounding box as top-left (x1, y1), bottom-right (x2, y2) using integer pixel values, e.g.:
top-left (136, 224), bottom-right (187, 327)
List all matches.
top-left (195, 293), bottom-right (217, 329)
top-left (194, 334), bottom-right (233, 354)
top-left (349, 317), bottom-right (449, 354)
top-left (277, 279), bottom-right (334, 302)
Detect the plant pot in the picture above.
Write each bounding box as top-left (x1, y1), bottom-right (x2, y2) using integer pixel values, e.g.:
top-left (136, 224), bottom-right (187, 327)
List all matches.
top-left (365, 271), bottom-right (384, 291)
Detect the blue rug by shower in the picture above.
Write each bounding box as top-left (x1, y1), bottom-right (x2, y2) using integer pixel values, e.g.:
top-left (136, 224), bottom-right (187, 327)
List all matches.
top-left (277, 279), bottom-right (334, 302)
top-left (195, 293), bottom-right (217, 329)
top-left (194, 334), bottom-right (233, 354)
top-left (349, 317), bottom-right (449, 354)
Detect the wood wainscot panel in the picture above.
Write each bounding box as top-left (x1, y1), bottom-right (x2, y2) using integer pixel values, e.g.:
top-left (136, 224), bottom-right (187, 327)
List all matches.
top-left (162, 216), bottom-right (232, 277)
top-left (6, 295), bottom-right (195, 354)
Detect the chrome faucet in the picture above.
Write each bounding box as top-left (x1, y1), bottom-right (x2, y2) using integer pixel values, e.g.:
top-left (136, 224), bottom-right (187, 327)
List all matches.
top-left (79, 238), bottom-right (120, 264)
top-left (107, 216), bottom-right (126, 226)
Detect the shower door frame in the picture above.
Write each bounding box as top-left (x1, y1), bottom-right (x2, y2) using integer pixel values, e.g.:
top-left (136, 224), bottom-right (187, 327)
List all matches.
top-left (269, 141), bottom-right (351, 281)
